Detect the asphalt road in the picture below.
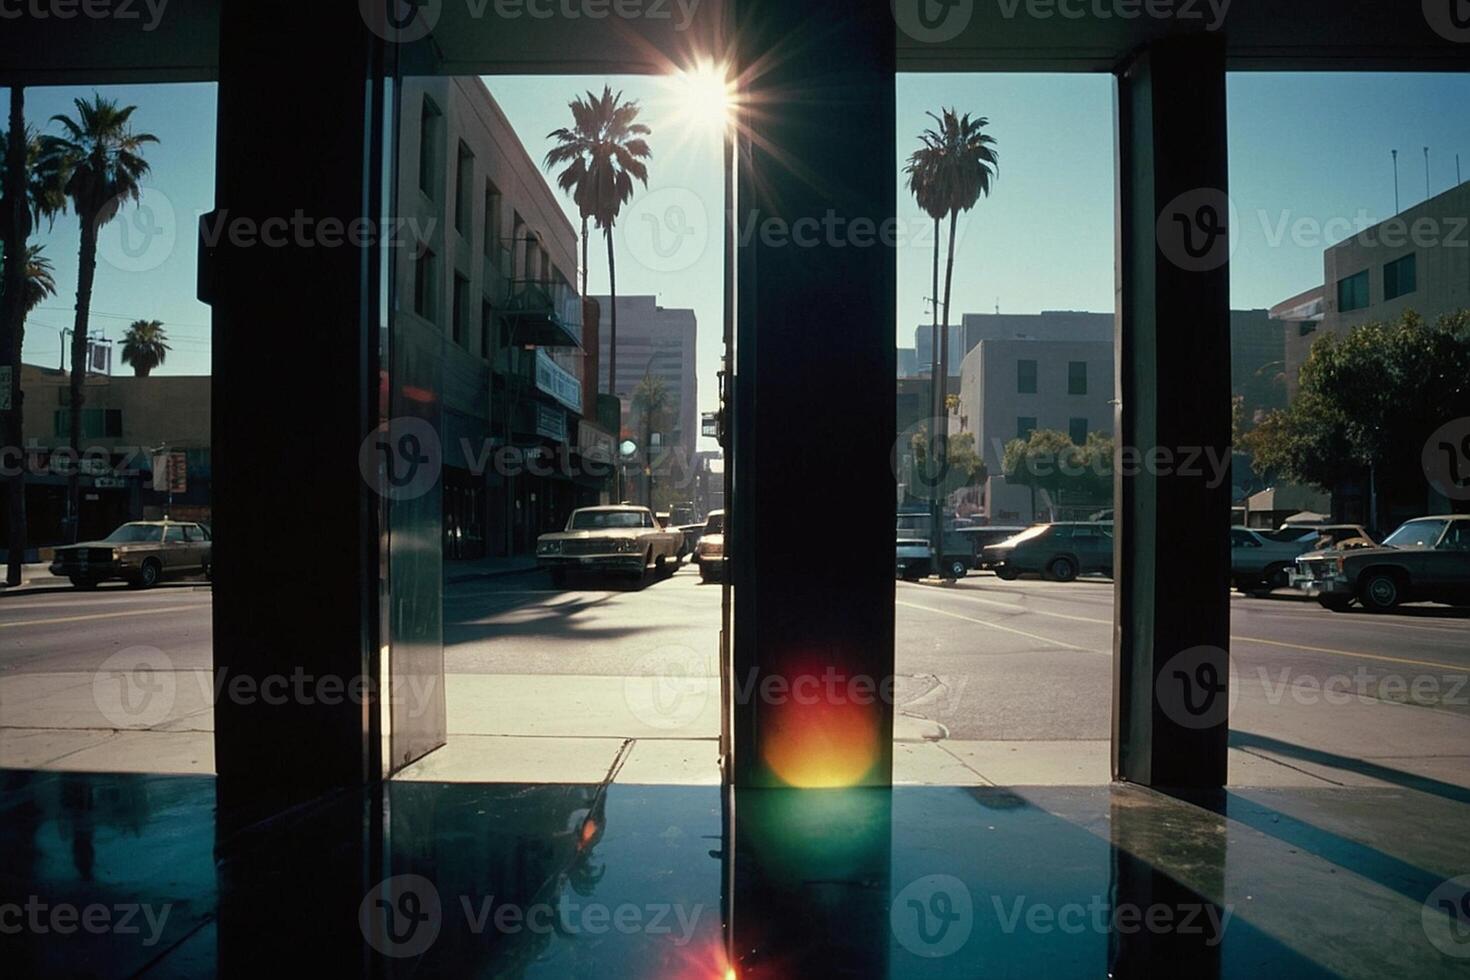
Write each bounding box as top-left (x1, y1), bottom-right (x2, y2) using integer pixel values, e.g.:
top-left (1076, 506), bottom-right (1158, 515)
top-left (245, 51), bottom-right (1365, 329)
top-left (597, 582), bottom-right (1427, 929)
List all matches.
top-left (4, 566), bottom-right (1469, 748)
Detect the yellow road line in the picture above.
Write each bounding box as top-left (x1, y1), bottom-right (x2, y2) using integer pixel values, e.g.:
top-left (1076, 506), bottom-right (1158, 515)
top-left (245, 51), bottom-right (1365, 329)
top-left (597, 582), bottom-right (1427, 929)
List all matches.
top-left (0, 607), bottom-right (196, 630)
top-left (1231, 635), bottom-right (1467, 674)
top-left (895, 599), bottom-right (1101, 653)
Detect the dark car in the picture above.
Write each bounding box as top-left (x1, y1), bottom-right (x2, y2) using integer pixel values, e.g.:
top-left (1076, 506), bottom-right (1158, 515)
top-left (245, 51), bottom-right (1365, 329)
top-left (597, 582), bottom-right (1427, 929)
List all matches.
top-left (954, 526), bottom-right (1028, 570)
top-left (50, 520), bottom-right (213, 589)
top-left (982, 522), bottom-right (1114, 582)
top-left (1292, 515), bottom-right (1470, 612)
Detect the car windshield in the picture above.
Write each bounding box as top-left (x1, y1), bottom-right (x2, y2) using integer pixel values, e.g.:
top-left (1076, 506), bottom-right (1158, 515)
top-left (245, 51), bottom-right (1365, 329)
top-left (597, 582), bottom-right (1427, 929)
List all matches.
top-left (570, 510), bottom-right (650, 530)
top-left (1002, 525), bottom-right (1050, 546)
top-left (1382, 520), bottom-right (1447, 549)
top-left (105, 524), bottom-right (164, 543)
top-left (705, 513), bottom-right (725, 533)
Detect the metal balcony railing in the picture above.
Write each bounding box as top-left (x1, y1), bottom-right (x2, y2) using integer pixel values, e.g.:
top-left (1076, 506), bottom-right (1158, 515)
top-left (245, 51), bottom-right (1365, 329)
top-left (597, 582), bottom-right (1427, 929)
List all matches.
top-left (502, 277), bottom-right (583, 348)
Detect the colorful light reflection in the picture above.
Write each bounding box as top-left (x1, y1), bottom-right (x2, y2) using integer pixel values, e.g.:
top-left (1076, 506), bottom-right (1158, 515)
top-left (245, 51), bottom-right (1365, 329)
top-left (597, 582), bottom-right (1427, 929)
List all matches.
top-left (758, 661), bottom-right (882, 788)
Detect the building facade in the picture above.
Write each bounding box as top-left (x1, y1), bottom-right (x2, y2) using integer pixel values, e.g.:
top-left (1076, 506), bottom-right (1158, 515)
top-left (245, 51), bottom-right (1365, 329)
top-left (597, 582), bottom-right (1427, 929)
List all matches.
top-left (593, 296), bottom-right (698, 489)
top-left (396, 76), bottom-right (607, 560)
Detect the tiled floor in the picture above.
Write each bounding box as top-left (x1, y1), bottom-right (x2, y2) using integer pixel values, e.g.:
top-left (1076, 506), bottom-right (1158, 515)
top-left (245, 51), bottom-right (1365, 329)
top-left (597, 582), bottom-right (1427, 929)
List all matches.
top-left (3, 768), bottom-right (1468, 977)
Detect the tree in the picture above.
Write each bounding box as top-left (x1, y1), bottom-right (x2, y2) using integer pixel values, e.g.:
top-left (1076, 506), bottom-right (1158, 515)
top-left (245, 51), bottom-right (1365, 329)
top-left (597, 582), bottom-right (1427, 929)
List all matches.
top-left (904, 109), bottom-right (997, 573)
top-left (1, 89), bottom-right (65, 583)
top-left (1243, 309), bottom-right (1470, 521)
top-left (1002, 429), bottom-right (1112, 520)
top-left (41, 93), bottom-right (158, 542)
top-left (120, 319), bottom-right (169, 377)
top-left (632, 374), bottom-right (670, 507)
top-left (909, 428), bottom-right (988, 506)
top-left (544, 87), bottom-right (651, 399)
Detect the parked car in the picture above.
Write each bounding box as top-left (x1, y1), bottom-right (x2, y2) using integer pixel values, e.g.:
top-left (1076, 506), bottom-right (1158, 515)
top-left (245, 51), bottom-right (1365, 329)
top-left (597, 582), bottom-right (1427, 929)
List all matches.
top-left (1292, 514), bottom-right (1470, 612)
top-left (1265, 523), bottom-right (1376, 551)
top-left (536, 506), bottom-right (684, 584)
top-left (893, 513), bottom-right (984, 579)
top-left (982, 522), bottom-right (1114, 582)
top-left (50, 520), bottom-right (213, 589)
top-left (954, 526), bottom-right (1028, 570)
top-left (695, 509), bottom-right (726, 583)
top-left (895, 537), bottom-right (932, 581)
top-left (1230, 526), bottom-right (1320, 596)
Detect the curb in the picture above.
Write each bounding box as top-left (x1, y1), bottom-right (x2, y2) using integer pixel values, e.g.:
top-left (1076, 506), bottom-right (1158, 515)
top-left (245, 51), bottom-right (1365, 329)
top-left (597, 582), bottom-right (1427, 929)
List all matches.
top-left (445, 562), bottom-right (540, 585)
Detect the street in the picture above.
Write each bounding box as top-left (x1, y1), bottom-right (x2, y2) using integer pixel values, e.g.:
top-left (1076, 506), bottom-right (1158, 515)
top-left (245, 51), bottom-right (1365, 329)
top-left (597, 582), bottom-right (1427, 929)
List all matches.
top-left (3, 566), bottom-right (1469, 787)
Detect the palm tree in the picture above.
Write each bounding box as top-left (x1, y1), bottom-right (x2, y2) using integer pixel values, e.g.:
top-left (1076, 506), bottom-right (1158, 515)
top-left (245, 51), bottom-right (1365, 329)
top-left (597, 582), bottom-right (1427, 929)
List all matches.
top-left (41, 94), bottom-right (158, 542)
top-left (19, 245), bottom-right (56, 314)
top-left (543, 86), bottom-right (652, 400)
top-left (632, 374), bottom-right (670, 507)
top-left (121, 319), bottom-right (169, 377)
top-left (905, 109), bottom-right (997, 577)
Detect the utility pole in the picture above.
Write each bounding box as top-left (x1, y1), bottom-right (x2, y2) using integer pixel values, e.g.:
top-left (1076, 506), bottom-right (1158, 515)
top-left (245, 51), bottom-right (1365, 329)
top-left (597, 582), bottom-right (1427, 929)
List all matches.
top-left (1392, 149), bottom-right (1400, 214)
top-left (1424, 146), bottom-right (1431, 200)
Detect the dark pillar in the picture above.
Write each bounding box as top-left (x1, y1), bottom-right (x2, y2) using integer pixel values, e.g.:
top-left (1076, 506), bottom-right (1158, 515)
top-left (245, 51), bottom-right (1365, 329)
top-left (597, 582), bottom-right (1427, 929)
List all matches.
top-left (729, 0), bottom-right (896, 787)
top-left (208, 1), bottom-right (387, 827)
top-left (1112, 36), bottom-right (1232, 788)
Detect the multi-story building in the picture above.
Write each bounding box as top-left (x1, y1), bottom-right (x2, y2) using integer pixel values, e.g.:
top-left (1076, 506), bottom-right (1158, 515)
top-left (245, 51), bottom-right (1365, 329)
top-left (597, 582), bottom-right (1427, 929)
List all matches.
top-left (593, 296), bottom-right (698, 481)
top-left (1278, 180), bottom-right (1470, 397)
top-left (3, 365), bottom-right (211, 550)
top-left (396, 76), bottom-right (606, 560)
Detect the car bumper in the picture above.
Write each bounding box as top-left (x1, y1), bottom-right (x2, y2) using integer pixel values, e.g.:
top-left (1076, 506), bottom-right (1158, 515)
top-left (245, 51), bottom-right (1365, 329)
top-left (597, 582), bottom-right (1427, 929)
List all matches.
top-left (895, 557), bottom-right (932, 577)
top-left (538, 555), bottom-right (645, 573)
top-left (49, 560), bottom-right (128, 580)
top-left (697, 555), bottom-right (728, 576)
top-left (1291, 571), bottom-right (1352, 597)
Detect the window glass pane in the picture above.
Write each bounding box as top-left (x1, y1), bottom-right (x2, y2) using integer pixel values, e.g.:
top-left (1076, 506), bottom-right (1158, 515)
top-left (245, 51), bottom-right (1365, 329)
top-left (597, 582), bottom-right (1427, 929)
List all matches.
top-left (1017, 358), bottom-right (1037, 393)
top-left (1068, 360), bottom-right (1087, 395)
top-left (1384, 253), bottom-right (1416, 300)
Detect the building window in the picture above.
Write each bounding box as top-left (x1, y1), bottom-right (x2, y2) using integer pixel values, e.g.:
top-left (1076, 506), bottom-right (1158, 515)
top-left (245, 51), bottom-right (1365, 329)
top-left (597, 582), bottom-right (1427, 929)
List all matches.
top-left (418, 96), bottom-right (441, 199)
top-left (484, 181), bottom-right (502, 258)
top-left (481, 301), bottom-right (496, 362)
top-left (1384, 253), bottom-right (1416, 300)
top-left (1336, 269), bottom-right (1369, 312)
top-left (1017, 359), bottom-right (1037, 394)
top-left (1298, 322), bottom-right (1317, 337)
top-left (414, 246), bottom-right (438, 322)
top-left (54, 408), bottom-right (122, 439)
top-left (1017, 416), bottom-right (1037, 441)
top-left (1068, 360), bottom-right (1087, 395)
top-left (452, 274), bottom-right (469, 346)
top-left (454, 141), bottom-right (474, 236)
top-left (1068, 417), bottom-right (1089, 445)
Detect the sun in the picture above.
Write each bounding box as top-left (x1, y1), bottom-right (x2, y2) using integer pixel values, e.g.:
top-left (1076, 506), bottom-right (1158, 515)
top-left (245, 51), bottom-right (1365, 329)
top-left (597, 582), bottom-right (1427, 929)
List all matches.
top-left (665, 59), bottom-right (737, 137)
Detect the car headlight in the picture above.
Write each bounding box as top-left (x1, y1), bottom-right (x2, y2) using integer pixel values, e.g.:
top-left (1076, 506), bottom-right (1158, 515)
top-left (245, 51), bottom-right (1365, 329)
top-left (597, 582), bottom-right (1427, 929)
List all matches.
top-left (537, 540), bottom-right (561, 555)
top-left (617, 538), bottom-right (641, 553)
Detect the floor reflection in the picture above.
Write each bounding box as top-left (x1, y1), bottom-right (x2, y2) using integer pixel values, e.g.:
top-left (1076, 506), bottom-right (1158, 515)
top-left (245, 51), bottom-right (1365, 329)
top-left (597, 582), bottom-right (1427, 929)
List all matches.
top-left (1, 770), bottom-right (1465, 977)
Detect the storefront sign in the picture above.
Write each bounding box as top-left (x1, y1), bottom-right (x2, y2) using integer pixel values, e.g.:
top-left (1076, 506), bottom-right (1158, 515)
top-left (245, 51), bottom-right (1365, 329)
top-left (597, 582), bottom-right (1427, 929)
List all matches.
top-left (535, 404), bottom-right (567, 443)
top-left (534, 349), bottom-right (582, 414)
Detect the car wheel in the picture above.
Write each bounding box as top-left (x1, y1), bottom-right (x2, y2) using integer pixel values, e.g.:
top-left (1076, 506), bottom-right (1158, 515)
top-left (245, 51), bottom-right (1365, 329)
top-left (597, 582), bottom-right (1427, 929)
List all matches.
top-left (1232, 576), bottom-right (1257, 594)
top-left (133, 559), bottom-right (162, 590)
top-left (1265, 563), bottom-right (1291, 589)
top-left (948, 559), bottom-right (968, 580)
top-left (995, 566), bottom-right (1020, 581)
top-left (203, 560), bottom-right (213, 583)
top-left (1318, 596), bottom-right (1354, 612)
top-left (1358, 571), bottom-right (1402, 613)
top-left (69, 577), bottom-right (98, 590)
top-left (1047, 557), bottom-right (1078, 583)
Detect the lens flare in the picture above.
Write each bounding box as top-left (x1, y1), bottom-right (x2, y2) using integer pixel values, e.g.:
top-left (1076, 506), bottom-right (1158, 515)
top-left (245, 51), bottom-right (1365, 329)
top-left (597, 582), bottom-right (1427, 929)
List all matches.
top-left (759, 660), bottom-right (882, 787)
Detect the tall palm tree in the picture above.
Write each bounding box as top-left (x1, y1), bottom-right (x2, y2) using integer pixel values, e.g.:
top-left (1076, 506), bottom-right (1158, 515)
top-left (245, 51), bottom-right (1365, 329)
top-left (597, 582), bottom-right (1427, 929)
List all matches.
top-left (121, 319), bottom-right (169, 377)
top-left (632, 373), bottom-right (670, 506)
top-left (41, 94), bottom-right (158, 542)
top-left (543, 86), bottom-right (652, 400)
top-left (19, 245), bottom-right (56, 314)
top-left (905, 109), bottom-right (997, 576)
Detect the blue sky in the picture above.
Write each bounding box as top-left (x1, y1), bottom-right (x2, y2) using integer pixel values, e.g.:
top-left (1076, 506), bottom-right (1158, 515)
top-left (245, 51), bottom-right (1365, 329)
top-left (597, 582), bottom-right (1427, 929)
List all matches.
top-left (9, 72), bottom-right (1470, 436)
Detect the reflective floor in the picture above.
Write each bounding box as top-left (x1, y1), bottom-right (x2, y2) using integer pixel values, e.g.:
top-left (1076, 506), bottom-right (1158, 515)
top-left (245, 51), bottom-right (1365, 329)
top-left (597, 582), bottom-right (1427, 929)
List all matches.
top-left (2, 768), bottom-right (1467, 977)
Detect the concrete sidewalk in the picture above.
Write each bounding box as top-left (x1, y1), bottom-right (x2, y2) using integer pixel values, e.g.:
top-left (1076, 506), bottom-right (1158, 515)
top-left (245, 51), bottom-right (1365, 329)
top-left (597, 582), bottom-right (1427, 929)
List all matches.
top-left (0, 562), bottom-right (67, 595)
top-left (444, 554), bottom-right (540, 585)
